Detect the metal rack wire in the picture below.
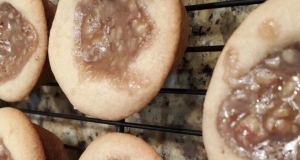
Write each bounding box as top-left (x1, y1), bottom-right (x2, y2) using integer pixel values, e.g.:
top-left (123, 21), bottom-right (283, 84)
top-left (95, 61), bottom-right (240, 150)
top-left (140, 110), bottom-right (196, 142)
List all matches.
top-left (1, 0), bottom-right (266, 157)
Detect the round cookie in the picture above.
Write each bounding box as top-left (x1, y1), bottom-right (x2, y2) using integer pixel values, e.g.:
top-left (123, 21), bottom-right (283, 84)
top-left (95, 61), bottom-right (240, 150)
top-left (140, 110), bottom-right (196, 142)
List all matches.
top-left (49, 0), bottom-right (189, 120)
top-left (33, 124), bottom-right (68, 160)
top-left (203, 0), bottom-right (300, 159)
top-left (0, 107), bottom-right (46, 160)
top-left (36, 0), bottom-right (57, 86)
top-left (0, 0), bottom-right (48, 102)
top-left (79, 132), bottom-right (162, 160)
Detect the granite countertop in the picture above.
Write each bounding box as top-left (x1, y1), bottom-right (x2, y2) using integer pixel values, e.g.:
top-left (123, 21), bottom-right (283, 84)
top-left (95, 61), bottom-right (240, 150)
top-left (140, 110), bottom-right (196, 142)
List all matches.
top-left (0, 0), bottom-right (258, 159)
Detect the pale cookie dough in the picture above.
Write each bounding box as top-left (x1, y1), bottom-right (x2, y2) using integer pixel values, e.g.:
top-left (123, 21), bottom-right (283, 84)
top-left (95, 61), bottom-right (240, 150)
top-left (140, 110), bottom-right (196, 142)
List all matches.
top-left (0, 107), bottom-right (46, 160)
top-left (79, 132), bottom-right (162, 160)
top-left (49, 0), bottom-right (189, 120)
top-left (0, 107), bottom-right (68, 160)
top-left (203, 0), bottom-right (300, 159)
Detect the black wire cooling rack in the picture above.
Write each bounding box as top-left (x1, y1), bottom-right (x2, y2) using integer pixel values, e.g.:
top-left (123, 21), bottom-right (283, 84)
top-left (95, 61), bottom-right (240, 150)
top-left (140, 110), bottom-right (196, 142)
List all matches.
top-left (0, 0), bottom-right (266, 157)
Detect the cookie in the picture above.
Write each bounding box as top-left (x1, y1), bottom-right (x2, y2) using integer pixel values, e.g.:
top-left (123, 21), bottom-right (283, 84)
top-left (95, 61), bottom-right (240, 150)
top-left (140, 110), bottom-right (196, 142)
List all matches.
top-left (79, 132), bottom-right (162, 160)
top-left (49, 0), bottom-right (189, 120)
top-left (203, 0), bottom-right (300, 159)
top-left (36, 0), bottom-right (57, 86)
top-left (0, 0), bottom-right (48, 102)
top-left (0, 107), bottom-right (68, 160)
top-left (0, 107), bottom-right (45, 159)
top-left (34, 124), bottom-right (68, 160)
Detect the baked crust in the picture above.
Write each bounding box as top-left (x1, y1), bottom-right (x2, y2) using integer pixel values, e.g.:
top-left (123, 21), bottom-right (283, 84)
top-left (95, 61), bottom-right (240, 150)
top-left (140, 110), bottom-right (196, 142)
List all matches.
top-left (0, 107), bottom-right (46, 160)
top-left (49, 0), bottom-right (189, 120)
top-left (33, 124), bottom-right (68, 160)
top-left (169, 1), bottom-right (190, 75)
top-left (203, 0), bottom-right (300, 159)
top-left (0, 0), bottom-right (48, 102)
top-left (79, 132), bottom-right (162, 160)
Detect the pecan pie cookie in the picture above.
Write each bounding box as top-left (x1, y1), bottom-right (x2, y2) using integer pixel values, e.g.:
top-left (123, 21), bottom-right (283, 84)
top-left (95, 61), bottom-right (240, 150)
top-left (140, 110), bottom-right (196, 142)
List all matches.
top-left (203, 0), bottom-right (300, 159)
top-left (49, 0), bottom-right (189, 120)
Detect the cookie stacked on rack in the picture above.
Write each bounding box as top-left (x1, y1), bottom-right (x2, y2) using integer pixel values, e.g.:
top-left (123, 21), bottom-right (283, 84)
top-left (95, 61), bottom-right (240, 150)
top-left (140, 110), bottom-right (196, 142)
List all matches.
top-left (79, 133), bottom-right (162, 160)
top-left (203, 0), bottom-right (300, 159)
top-left (0, 107), bottom-right (68, 160)
top-left (48, 0), bottom-right (189, 121)
top-left (47, 0), bottom-right (189, 158)
top-left (0, 0), bottom-right (56, 102)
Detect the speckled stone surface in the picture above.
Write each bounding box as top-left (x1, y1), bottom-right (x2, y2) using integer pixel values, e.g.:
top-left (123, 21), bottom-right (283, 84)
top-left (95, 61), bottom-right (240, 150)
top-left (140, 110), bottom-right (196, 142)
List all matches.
top-left (0, 0), bottom-right (259, 160)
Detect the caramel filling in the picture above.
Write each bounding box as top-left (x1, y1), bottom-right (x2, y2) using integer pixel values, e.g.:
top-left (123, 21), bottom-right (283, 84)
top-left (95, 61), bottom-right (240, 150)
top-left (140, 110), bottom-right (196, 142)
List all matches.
top-left (0, 138), bottom-right (13, 160)
top-left (74, 0), bottom-right (155, 94)
top-left (217, 44), bottom-right (300, 159)
top-left (0, 2), bottom-right (38, 84)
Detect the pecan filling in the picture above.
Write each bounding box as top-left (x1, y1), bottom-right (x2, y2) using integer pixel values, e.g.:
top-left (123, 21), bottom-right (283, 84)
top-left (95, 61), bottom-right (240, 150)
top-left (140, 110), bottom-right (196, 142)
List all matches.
top-left (0, 2), bottom-right (38, 84)
top-left (218, 43), bottom-right (300, 159)
top-left (74, 0), bottom-right (155, 93)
